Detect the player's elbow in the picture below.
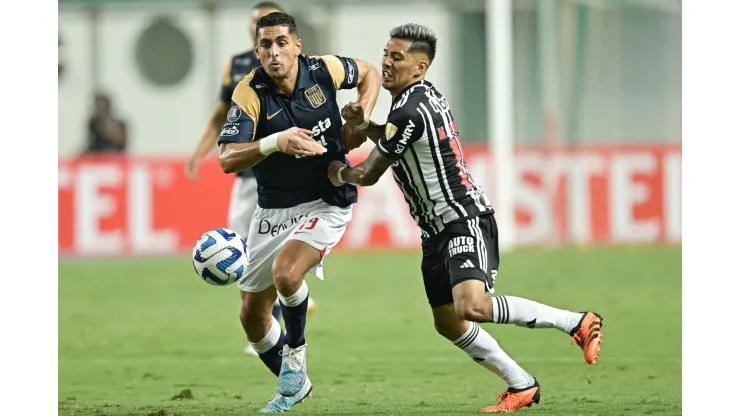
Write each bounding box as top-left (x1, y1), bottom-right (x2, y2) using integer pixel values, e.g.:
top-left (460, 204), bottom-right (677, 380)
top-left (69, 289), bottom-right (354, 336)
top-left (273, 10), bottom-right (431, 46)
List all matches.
top-left (218, 150), bottom-right (238, 174)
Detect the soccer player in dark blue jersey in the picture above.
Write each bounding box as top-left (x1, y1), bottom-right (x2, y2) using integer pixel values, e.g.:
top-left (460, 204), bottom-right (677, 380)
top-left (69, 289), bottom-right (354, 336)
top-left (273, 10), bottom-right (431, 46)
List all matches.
top-left (216, 12), bottom-right (380, 412)
top-left (185, 2), bottom-right (318, 358)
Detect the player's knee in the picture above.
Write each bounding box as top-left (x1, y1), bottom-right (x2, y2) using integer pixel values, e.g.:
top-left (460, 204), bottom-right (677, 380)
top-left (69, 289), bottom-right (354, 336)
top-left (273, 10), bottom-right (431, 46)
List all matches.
top-left (271, 267), bottom-right (303, 295)
top-left (454, 298), bottom-right (488, 323)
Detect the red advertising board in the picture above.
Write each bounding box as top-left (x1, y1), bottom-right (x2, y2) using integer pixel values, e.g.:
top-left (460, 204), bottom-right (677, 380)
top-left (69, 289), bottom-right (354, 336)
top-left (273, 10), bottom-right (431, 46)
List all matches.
top-left (58, 145), bottom-right (681, 256)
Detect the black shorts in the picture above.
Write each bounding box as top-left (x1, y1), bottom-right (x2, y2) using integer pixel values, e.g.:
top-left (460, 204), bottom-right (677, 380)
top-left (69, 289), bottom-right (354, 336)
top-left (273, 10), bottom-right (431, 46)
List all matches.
top-left (420, 213), bottom-right (500, 308)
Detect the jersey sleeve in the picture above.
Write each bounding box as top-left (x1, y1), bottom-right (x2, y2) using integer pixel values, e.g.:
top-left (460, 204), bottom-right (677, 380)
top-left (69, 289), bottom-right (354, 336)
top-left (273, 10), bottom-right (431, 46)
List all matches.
top-left (219, 59), bottom-right (234, 103)
top-left (376, 110), bottom-right (424, 160)
top-left (217, 81), bottom-right (260, 145)
top-left (318, 55), bottom-right (359, 90)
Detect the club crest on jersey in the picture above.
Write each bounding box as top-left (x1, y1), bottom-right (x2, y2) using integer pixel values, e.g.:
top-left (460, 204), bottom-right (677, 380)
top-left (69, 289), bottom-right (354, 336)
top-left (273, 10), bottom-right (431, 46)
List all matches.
top-left (305, 84), bottom-right (326, 108)
top-left (385, 123), bottom-right (398, 140)
top-left (226, 106), bottom-right (242, 123)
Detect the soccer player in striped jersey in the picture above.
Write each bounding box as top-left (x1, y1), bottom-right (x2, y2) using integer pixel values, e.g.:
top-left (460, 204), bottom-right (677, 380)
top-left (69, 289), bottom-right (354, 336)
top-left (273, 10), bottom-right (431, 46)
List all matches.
top-left (329, 23), bottom-right (604, 413)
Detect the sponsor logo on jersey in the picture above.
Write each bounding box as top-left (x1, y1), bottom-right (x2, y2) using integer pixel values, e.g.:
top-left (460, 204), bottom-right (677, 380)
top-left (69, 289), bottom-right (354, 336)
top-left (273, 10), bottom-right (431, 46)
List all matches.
top-left (220, 126), bottom-right (239, 136)
top-left (394, 120), bottom-right (416, 154)
top-left (347, 63), bottom-right (355, 83)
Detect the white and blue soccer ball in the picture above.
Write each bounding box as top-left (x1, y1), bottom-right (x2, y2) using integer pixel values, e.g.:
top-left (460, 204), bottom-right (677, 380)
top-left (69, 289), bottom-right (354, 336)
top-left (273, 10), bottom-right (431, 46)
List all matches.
top-left (192, 228), bottom-right (248, 286)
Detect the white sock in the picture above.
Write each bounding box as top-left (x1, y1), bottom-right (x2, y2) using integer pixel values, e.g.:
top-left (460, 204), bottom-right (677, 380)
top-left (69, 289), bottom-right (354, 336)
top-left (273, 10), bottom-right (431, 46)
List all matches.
top-left (277, 280), bottom-right (309, 307)
top-left (491, 296), bottom-right (584, 335)
top-left (249, 316), bottom-right (282, 354)
top-left (453, 322), bottom-right (534, 389)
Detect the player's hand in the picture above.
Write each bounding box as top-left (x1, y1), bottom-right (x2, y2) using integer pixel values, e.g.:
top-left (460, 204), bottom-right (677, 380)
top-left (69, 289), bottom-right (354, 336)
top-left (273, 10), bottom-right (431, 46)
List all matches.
top-left (341, 123), bottom-right (367, 154)
top-left (277, 127), bottom-right (327, 156)
top-left (185, 155), bottom-right (203, 181)
top-left (341, 102), bottom-right (365, 126)
top-left (327, 160), bottom-right (347, 186)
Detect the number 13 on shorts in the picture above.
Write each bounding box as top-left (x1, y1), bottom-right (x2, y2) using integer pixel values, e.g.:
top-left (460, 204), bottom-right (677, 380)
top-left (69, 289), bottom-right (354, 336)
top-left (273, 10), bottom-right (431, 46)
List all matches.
top-left (298, 217), bottom-right (319, 231)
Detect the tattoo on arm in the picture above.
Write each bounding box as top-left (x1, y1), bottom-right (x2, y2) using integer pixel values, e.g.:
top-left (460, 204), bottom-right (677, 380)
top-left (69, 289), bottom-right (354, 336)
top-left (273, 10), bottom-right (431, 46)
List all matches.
top-left (342, 147), bottom-right (393, 186)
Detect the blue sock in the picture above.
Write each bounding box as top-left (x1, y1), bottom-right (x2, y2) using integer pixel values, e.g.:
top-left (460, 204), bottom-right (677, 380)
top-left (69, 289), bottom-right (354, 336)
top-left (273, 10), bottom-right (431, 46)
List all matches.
top-left (272, 300), bottom-right (283, 322)
top-left (251, 316), bottom-right (285, 376)
top-left (278, 281), bottom-right (309, 348)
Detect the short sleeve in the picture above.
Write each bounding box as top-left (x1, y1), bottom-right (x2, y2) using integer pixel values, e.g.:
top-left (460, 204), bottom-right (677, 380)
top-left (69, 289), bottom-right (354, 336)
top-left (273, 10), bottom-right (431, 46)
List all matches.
top-left (376, 110), bottom-right (424, 160)
top-left (218, 82), bottom-right (260, 145)
top-left (318, 55), bottom-right (359, 90)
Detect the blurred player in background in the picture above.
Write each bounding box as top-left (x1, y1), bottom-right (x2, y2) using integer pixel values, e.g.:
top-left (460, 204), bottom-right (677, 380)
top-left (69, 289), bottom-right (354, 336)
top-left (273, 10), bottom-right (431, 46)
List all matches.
top-left (331, 23), bottom-right (604, 413)
top-left (217, 12), bottom-right (380, 412)
top-left (185, 2), bottom-right (317, 357)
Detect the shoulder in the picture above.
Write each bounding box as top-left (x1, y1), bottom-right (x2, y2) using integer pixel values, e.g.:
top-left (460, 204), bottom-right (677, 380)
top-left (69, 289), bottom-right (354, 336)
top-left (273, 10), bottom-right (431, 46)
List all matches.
top-left (232, 68), bottom-right (263, 114)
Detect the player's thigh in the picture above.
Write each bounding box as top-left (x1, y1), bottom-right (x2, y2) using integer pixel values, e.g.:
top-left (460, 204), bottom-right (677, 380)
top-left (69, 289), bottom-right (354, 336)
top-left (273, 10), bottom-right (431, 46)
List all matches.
top-left (421, 236), bottom-right (455, 309)
top-left (286, 203), bottom-right (352, 258)
top-left (282, 202), bottom-right (353, 279)
top-left (446, 214), bottom-right (499, 297)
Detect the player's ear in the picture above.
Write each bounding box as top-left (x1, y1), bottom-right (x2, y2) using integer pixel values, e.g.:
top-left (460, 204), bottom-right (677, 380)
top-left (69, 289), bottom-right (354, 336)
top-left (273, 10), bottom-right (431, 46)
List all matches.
top-left (415, 60), bottom-right (428, 77)
top-left (295, 37), bottom-right (302, 56)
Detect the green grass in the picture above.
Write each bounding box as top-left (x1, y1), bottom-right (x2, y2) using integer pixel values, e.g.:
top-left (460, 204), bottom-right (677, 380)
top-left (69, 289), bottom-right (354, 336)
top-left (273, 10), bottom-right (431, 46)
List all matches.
top-left (59, 246), bottom-right (681, 415)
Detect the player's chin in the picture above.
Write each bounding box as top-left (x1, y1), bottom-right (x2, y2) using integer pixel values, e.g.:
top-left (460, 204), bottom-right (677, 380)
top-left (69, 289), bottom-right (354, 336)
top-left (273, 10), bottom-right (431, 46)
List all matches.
top-left (381, 79), bottom-right (395, 90)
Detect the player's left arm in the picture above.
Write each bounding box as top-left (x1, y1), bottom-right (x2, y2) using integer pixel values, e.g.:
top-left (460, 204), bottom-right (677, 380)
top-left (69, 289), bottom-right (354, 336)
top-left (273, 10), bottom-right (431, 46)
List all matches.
top-left (329, 110), bottom-right (423, 187)
top-left (320, 55), bottom-right (381, 123)
top-left (328, 148), bottom-right (393, 187)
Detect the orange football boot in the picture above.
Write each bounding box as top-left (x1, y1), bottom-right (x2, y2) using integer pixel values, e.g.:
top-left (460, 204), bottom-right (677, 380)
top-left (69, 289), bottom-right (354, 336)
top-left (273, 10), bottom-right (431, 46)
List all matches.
top-left (482, 379), bottom-right (540, 413)
top-left (570, 312), bottom-right (604, 364)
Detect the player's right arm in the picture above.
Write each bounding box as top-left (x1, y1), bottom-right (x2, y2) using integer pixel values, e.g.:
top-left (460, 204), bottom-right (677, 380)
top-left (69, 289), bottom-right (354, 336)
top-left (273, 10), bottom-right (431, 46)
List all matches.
top-left (217, 83), bottom-right (326, 174)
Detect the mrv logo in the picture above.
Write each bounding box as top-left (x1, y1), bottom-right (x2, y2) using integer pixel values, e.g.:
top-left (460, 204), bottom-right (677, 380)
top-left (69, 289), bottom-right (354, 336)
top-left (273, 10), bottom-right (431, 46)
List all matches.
top-left (394, 120), bottom-right (416, 154)
top-left (259, 213), bottom-right (310, 237)
top-left (448, 236), bottom-right (475, 257)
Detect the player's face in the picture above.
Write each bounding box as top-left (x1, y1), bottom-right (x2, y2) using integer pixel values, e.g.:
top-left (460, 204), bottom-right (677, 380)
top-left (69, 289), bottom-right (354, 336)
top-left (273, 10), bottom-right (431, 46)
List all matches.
top-left (249, 7), bottom-right (281, 43)
top-left (256, 25), bottom-right (302, 80)
top-left (381, 38), bottom-right (428, 94)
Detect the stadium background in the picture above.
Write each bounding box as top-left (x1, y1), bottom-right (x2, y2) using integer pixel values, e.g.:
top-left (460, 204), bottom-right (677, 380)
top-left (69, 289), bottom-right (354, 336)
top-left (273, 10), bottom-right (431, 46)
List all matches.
top-left (58, 0), bottom-right (682, 414)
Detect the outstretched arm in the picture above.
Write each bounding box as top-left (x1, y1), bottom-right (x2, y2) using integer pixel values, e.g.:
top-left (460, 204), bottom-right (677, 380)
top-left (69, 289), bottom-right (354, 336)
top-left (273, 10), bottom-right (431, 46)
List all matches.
top-left (328, 147), bottom-right (393, 187)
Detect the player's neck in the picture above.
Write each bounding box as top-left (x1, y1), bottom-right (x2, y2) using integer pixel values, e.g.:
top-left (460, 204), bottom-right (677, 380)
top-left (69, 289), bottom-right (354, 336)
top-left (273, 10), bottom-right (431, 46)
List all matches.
top-left (391, 76), bottom-right (425, 101)
top-left (273, 64), bottom-right (300, 96)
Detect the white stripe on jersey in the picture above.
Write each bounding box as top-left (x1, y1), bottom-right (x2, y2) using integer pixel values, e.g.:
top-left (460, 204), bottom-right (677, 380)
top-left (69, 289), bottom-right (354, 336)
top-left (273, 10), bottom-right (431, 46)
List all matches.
top-left (418, 102), bottom-right (467, 218)
top-left (403, 141), bottom-right (445, 233)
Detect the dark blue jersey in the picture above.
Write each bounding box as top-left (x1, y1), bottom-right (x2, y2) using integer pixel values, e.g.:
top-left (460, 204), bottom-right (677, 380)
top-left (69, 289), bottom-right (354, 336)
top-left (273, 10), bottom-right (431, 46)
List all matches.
top-left (220, 50), bottom-right (259, 179)
top-left (217, 54), bottom-right (359, 209)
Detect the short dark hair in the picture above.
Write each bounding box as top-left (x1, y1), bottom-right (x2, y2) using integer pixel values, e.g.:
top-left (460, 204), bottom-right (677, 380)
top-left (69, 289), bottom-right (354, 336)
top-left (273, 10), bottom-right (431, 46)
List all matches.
top-left (255, 12), bottom-right (297, 38)
top-left (253, 2), bottom-right (284, 12)
top-left (389, 23), bottom-right (437, 64)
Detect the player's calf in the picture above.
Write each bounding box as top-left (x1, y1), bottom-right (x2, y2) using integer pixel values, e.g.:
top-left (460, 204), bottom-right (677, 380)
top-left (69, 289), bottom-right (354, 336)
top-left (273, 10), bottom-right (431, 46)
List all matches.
top-left (432, 305), bottom-right (535, 393)
top-left (240, 290), bottom-right (285, 376)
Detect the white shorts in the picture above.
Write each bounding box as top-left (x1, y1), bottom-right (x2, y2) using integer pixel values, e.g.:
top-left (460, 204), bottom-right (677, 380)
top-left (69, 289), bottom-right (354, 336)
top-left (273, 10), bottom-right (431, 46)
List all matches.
top-left (228, 176), bottom-right (259, 239)
top-left (238, 199), bottom-right (353, 293)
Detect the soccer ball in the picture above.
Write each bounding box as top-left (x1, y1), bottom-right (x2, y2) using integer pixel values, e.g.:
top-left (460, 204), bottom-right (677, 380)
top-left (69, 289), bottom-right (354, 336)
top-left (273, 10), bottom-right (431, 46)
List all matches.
top-left (192, 228), bottom-right (248, 286)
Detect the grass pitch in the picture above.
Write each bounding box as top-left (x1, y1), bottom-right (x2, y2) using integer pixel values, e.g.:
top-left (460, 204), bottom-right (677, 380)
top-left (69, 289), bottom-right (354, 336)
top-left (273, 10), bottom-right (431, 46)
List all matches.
top-left (59, 246), bottom-right (681, 415)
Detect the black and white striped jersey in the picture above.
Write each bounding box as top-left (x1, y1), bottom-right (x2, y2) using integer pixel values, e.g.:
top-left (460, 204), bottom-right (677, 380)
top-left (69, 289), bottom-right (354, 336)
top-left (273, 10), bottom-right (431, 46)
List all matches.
top-left (376, 79), bottom-right (493, 236)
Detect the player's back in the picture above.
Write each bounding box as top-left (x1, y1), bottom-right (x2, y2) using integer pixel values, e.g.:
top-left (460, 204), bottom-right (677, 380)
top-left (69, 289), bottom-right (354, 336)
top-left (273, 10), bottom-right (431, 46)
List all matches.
top-left (377, 80), bottom-right (492, 236)
top-left (223, 55), bottom-right (359, 209)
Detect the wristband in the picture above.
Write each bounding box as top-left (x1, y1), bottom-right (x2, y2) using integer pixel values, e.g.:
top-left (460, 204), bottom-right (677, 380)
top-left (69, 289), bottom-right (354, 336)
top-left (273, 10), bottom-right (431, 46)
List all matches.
top-left (259, 133), bottom-right (280, 156)
top-left (336, 166), bottom-right (346, 184)
top-left (357, 119), bottom-right (370, 130)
